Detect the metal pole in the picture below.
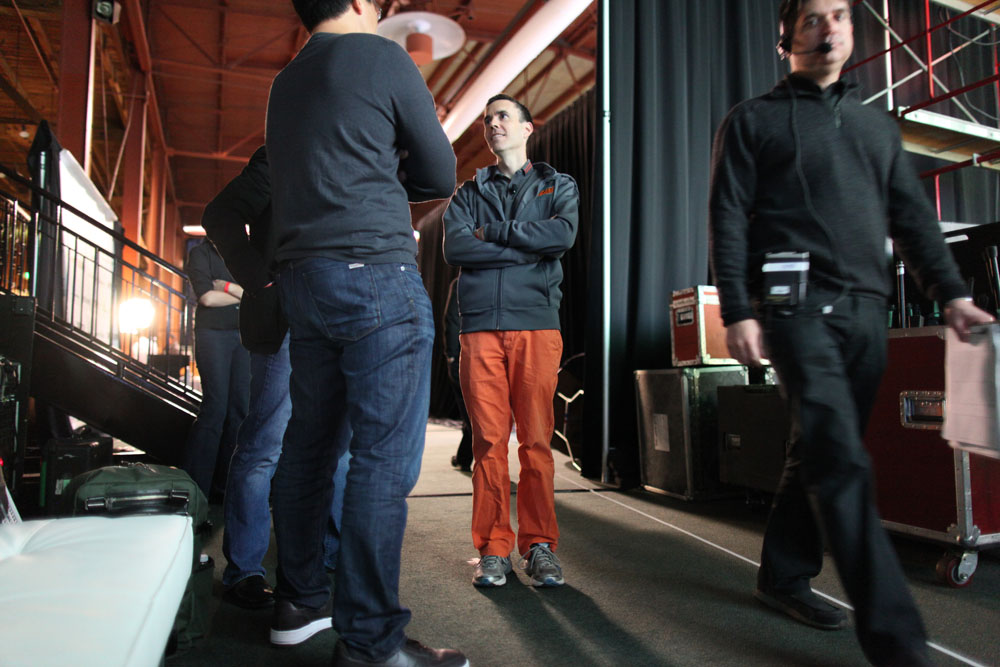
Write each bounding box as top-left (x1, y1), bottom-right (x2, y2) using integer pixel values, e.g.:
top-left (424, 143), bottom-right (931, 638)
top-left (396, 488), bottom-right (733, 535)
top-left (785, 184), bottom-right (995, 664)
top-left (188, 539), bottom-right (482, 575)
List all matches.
top-left (884, 0), bottom-right (894, 112)
top-left (600, 0), bottom-right (612, 484)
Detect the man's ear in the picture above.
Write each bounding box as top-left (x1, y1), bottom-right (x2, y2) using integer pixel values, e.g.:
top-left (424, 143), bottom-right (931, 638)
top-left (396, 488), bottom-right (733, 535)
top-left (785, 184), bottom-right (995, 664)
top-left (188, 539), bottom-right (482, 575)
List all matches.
top-left (523, 121), bottom-right (534, 139)
top-left (351, 0), bottom-right (365, 15)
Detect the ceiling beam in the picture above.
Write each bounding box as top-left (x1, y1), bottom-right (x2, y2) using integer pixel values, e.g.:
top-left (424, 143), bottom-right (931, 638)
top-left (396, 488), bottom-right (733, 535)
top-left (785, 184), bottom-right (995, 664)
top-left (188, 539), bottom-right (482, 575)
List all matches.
top-left (221, 126), bottom-right (265, 156)
top-left (464, 29), bottom-right (596, 62)
top-left (151, 0), bottom-right (300, 20)
top-left (441, 0), bottom-right (545, 106)
top-left (155, 4), bottom-right (219, 66)
top-left (9, 0), bottom-right (58, 85)
top-left (153, 58), bottom-right (278, 82)
top-left (0, 3), bottom-right (58, 20)
top-left (123, 0), bottom-right (175, 201)
top-left (434, 42), bottom-right (486, 101)
top-left (166, 148), bottom-right (254, 163)
top-left (228, 25), bottom-right (300, 69)
top-left (0, 56), bottom-right (42, 123)
top-left (533, 70), bottom-right (596, 122)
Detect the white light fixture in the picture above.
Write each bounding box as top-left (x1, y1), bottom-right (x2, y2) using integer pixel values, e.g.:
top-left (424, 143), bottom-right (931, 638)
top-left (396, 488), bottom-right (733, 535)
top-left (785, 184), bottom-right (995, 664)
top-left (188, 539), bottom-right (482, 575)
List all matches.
top-left (378, 11), bottom-right (466, 66)
top-left (119, 297), bottom-right (155, 334)
top-left (182, 225), bottom-right (206, 236)
top-left (18, 126), bottom-right (30, 139)
top-left (440, 0), bottom-right (593, 143)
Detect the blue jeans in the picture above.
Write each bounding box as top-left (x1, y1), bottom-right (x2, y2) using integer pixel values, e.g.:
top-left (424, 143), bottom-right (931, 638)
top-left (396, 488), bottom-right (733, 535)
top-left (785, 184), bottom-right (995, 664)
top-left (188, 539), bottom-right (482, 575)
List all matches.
top-left (183, 327), bottom-right (250, 497)
top-left (273, 259), bottom-right (433, 662)
top-left (324, 445), bottom-right (351, 571)
top-left (223, 334), bottom-right (352, 586)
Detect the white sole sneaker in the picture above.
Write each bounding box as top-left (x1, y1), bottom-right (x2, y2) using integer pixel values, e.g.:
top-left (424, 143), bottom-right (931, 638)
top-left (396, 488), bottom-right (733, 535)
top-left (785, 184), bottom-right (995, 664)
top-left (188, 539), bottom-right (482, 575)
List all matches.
top-left (269, 616), bottom-right (332, 646)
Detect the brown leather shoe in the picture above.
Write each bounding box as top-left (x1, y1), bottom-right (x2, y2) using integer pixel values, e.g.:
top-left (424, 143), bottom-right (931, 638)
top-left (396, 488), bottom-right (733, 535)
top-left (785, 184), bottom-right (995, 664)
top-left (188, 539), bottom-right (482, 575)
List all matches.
top-left (333, 639), bottom-right (468, 666)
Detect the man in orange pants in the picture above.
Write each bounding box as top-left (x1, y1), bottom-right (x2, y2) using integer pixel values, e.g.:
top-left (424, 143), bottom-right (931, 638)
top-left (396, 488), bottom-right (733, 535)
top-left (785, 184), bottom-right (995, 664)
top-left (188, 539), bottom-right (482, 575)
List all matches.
top-left (443, 94), bottom-right (579, 587)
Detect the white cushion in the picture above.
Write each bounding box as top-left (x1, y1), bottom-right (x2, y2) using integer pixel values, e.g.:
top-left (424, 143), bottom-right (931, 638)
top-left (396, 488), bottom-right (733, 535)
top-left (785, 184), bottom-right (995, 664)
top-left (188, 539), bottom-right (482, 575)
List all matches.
top-left (0, 514), bottom-right (193, 667)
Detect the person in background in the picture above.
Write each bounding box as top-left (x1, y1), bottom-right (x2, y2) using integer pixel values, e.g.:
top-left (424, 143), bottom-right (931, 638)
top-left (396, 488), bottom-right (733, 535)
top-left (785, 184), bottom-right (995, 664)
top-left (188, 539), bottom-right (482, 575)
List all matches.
top-left (265, 1), bottom-right (464, 665)
top-left (708, 1), bottom-right (995, 664)
top-left (443, 276), bottom-right (472, 473)
top-left (442, 94), bottom-right (579, 588)
top-left (183, 239), bottom-right (249, 501)
top-left (200, 145), bottom-right (351, 626)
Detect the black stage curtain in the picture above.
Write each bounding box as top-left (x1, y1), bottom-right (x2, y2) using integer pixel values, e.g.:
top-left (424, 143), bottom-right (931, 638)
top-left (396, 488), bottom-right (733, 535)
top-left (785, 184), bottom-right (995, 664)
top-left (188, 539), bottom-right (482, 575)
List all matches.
top-left (582, 0), bottom-right (1000, 485)
top-left (416, 88), bottom-right (597, 419)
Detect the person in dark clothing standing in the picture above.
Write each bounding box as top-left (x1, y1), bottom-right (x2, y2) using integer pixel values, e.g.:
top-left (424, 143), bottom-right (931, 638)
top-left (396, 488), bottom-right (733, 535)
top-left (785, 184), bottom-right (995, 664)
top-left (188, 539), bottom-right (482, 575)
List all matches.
top-left (443, 277), bottom-right (472, 472)
top-left (183, 239), bottom-right (250, 500)
top-left (709, 1), bottom-right (994, 665)
top-left (265, 2), bottom-right (463, 666)
top-left (201, 145), bottom-right (351, 628)
top-left (443, 94), bottom-right (579, 589)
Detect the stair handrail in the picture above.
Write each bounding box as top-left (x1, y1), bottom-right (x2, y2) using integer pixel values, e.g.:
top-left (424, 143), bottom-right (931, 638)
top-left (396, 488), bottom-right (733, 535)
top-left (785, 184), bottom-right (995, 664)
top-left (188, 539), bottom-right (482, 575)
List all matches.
top-left (0, 163), bottom-right (200, 403)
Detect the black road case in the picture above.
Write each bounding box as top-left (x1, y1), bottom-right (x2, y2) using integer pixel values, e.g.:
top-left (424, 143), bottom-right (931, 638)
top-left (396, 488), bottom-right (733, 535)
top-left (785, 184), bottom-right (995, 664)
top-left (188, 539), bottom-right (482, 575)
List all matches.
top-left (717, 384), bottom-right (789, 494)
top-left (635, 367), bottom-right (747, 500)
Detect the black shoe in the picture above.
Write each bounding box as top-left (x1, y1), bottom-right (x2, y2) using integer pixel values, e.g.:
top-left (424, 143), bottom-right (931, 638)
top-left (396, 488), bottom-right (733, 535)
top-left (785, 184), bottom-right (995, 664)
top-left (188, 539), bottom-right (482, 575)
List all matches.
top-left (754, 587), bottom-right (848, 630)
top-left (223, 575), bottom-right (275, 610)
top-left (880, 647), bottom-right (935, 667)
top-left (450, 456), bottom-right (472, 473)
top-left (270, 597), bottom-right (332, 646)
top-left (333, 639), bottom-right (468, 666)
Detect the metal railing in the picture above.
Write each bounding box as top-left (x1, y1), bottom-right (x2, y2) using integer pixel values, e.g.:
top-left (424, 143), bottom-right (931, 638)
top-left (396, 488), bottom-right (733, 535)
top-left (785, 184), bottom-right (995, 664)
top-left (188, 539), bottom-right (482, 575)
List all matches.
top-left (0, 164), bottom-right (200, 412)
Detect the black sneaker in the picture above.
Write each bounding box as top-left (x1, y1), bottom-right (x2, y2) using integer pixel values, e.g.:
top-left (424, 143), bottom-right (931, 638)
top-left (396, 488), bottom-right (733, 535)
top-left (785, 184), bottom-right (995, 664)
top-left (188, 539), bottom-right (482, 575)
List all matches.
top-left (333, 639), bottom-right (468, 666)
top-left (270, 597), bottom-right (332, 646)
top-left (222, 575), bottom-right (274, 610)
top-left (880, 646), bottom-right (935, 667)
top-left (754, 587), bottom-right (848, 630)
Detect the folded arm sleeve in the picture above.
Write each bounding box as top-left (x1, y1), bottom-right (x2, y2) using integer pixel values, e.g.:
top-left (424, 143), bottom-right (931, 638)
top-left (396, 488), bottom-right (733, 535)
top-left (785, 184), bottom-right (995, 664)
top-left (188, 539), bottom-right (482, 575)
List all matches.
top-left (388, 45), bottom-right (456, 201)
top-left (887, 143), bottom-right (969, 304)
top-left (442, 186), bottom-right (541, 268)
top-left (184, 245), bottom-right (215, 299)
top-left (201, 145), bottom-right (273, 292)
top-left (709, 106), bottom-right (757, 326)
top-left (478, 175), bottom-right (579, 258)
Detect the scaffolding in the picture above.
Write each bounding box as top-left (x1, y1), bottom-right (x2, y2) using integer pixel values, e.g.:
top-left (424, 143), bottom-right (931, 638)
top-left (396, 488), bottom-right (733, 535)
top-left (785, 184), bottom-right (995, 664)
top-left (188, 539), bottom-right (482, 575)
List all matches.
top-left (849, 0), bottom-right (1000, 186)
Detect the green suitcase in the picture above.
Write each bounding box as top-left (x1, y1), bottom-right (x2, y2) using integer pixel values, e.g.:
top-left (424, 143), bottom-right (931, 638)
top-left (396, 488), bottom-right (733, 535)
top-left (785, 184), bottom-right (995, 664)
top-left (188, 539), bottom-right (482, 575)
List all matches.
top-left (61, 462), bottom-right (212, 654)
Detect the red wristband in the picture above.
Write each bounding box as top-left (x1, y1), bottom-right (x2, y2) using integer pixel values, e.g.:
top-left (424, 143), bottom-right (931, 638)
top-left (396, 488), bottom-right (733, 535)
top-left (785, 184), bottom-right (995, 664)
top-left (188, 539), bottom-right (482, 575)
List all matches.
top-left (224, 282), bottom-right (231, 294)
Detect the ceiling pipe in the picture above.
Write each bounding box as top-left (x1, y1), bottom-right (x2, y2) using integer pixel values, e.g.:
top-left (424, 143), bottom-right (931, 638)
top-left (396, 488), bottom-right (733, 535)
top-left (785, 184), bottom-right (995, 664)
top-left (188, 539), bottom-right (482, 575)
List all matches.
top-left (440, 0), bottom-right (594, 143)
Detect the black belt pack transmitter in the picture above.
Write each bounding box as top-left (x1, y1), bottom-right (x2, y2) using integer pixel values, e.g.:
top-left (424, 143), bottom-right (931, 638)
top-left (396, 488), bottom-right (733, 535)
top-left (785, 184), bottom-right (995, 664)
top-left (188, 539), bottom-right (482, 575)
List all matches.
top-left (762, 251), bottom-right (810, 307)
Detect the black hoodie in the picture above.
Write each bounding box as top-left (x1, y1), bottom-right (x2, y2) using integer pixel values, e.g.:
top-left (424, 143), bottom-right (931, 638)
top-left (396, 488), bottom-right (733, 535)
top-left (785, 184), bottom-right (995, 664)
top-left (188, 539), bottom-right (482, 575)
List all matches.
top-left (709, 74), bottom-right (968, 325)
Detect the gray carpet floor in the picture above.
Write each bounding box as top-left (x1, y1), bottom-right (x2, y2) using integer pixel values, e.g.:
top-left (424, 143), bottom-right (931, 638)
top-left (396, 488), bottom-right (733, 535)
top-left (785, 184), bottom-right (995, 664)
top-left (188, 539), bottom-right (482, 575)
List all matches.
top-left (169, 422), bottom-right (1000, 667)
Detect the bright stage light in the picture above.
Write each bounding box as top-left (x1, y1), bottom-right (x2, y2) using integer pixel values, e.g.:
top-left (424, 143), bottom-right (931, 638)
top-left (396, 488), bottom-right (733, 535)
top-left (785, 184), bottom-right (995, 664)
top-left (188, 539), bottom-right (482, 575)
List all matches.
top-left (119, 297), bottom-right (155, 333)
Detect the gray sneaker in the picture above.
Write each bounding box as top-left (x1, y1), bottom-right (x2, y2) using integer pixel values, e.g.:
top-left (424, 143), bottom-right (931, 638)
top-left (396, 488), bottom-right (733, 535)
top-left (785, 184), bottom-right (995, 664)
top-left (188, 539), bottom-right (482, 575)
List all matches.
top-left (473, 554), bottom-right (512, 587)
top-left (523, 543), bottom-right (564, 587)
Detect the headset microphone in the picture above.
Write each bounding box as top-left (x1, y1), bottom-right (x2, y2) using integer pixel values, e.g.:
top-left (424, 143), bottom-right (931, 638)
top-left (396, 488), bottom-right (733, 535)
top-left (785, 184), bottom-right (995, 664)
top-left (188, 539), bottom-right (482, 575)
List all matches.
top-left (793, 42), bottom-right (833, 55)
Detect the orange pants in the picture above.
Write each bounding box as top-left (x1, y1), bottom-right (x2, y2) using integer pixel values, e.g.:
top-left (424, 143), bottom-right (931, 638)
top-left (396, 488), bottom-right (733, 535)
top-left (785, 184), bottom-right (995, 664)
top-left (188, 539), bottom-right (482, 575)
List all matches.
top-left (460, 329), bottom-right (562, 558)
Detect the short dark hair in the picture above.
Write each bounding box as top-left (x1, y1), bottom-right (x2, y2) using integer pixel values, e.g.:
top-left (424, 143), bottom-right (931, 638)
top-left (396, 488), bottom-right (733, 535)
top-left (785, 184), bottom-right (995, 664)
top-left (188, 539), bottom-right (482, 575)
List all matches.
top-left (292, 0), bottom-right (367, 32)
top-left (778, 0), bottom-right (801, 44)
top-left (485, 94), bottom-right (532, 124)
top-left (778, 0), bottom-right (851, 42)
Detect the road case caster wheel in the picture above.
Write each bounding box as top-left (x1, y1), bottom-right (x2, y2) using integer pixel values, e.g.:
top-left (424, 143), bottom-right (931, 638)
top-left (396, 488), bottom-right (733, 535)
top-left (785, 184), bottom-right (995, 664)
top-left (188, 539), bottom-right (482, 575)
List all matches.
top-left (936, 552), bottom-right (976, 588)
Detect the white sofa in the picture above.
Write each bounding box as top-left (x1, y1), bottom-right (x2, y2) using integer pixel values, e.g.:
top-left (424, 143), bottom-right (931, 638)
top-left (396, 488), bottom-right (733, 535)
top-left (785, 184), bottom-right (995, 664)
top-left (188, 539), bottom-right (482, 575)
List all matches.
top-left (0, 514), bottom-right (193, 667)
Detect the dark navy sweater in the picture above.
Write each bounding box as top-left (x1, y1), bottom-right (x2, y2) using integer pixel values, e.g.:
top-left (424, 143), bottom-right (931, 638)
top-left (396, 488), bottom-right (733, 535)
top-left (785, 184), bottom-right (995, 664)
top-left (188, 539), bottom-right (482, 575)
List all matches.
top-left (266, 32), bottom-right (455, 265)
top-left (709, 74), bottom-right (968, 325)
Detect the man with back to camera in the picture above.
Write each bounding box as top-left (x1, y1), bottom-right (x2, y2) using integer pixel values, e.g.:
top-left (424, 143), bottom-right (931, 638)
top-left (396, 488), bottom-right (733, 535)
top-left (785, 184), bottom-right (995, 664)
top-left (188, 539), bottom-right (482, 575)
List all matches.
top-left (265, 1), bottom-right (464, 665)
top-left (709, 1), bottom-right (994, 665)
top-left (442, 94), bottom-right (579, 588)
